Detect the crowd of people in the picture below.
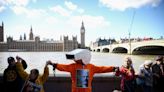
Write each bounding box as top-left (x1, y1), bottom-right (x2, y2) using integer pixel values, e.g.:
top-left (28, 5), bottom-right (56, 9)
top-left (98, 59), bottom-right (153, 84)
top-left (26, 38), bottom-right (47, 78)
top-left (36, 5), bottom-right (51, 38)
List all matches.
top-left (2, 49), bottom-right (164, 92)
top-left (115, 56), bottom-right (164, 92)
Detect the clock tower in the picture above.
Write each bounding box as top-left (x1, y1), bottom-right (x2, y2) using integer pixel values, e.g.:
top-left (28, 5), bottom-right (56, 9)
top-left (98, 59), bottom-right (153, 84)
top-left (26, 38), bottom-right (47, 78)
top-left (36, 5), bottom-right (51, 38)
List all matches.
top-left (80, 21), bottom-right (85, 48)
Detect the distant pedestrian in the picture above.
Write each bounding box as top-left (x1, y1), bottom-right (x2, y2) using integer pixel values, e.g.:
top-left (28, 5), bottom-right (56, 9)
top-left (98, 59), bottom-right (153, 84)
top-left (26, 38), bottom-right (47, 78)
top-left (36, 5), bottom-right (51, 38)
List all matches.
top-left (3, 56), bottom-right (27, 92)
top-left (115, 57), bottom-right (136, 92)
top-left (152, 56), bottom-right (164, 92)
top-left (137, 60), bottom-right (153, 92)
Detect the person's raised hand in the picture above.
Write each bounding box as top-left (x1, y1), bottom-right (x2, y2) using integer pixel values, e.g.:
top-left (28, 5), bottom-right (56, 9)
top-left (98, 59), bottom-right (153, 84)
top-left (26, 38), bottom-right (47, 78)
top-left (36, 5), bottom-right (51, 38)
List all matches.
top-left (16, 56), bottom-right (22, 63)
top-left (46, 60), bottom-right (53, 66)
top-left (114, 66), bottom-right (119, 72)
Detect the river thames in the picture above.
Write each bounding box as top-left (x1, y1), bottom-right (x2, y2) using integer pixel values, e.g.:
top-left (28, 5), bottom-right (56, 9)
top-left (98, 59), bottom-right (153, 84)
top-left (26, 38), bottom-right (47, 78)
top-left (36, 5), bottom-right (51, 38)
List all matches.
top-left (0, 52), bottom-right (158, 76)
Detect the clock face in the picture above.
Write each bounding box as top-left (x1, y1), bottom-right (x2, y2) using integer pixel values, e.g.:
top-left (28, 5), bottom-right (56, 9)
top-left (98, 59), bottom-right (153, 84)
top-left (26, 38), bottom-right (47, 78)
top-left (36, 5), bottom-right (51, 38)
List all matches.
top-left (81, 29), bottom-right (85, 33)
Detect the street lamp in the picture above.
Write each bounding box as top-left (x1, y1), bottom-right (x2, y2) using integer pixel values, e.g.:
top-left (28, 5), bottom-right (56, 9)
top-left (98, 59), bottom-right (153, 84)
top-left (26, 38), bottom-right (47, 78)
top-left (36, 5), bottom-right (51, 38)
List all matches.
top-left (129, 31), bottom-right (131, 54)
top-left (128, 10), bottom-right (136, 55)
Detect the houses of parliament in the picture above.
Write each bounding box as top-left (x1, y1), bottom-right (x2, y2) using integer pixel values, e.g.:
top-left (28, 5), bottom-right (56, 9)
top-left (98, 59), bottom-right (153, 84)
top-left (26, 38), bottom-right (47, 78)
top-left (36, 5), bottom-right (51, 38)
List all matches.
top-left (0, 22), bottom-right (86, 52)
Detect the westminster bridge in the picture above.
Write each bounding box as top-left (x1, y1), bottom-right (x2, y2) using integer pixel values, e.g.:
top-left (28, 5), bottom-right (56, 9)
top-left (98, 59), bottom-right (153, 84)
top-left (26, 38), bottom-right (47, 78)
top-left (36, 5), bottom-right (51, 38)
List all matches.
top-left (91, 40), bottom-right (164, 55)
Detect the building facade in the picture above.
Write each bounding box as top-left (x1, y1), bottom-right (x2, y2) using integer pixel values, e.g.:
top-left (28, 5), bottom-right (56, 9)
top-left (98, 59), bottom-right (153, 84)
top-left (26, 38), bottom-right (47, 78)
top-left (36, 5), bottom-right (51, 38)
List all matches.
top-left (63, 36), bottom-right (78, 51)
top-left (0, 22), bottom-right (4, 42)
top-left (5, 36), bottom-right (64, 51)
top-left (92, 38), bottom-right (117, 47)
top-left (0, 23), bottom-right (78, 52)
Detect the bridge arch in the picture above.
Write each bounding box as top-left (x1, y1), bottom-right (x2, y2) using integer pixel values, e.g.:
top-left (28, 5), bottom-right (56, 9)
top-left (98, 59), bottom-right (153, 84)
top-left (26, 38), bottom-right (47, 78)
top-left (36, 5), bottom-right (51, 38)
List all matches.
top-left (102, 48), bottom-right (110, 53)
top-left (112, 47), bottom-right (128, 53)
top-left (97, 49), bottom-right (101, 52)
top-left (132, 45), bottom-right (164, 55)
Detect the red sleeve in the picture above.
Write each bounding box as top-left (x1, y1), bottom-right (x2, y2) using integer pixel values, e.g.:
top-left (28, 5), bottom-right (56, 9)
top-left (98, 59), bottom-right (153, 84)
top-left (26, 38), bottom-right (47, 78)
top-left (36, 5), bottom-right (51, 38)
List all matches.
top-left (56, 64), bottom-right (73, 72)
top-left (92, 64), bottom-right (114, 73)
top-left (115, 66), bottom-right (127, 76)
top-left (116, 66), bottom-right (135, 79)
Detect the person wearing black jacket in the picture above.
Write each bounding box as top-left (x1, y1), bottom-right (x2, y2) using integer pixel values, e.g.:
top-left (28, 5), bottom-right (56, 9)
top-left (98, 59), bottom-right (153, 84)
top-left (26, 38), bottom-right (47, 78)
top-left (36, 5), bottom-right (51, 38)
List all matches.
top-left (3, 56), bottom-right (27, 92)
top-left (152, 56), bottom-right (164, 92)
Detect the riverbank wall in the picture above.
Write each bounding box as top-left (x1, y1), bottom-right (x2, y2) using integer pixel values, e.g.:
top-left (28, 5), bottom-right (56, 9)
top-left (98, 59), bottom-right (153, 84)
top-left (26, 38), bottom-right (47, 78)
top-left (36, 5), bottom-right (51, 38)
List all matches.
top-left (0, 74), bottom-right (121, 92)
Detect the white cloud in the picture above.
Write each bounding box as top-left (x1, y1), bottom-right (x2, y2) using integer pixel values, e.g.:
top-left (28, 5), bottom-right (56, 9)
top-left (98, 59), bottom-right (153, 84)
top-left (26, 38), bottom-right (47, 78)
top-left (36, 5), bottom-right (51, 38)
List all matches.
top-left (45, 16), bottom-right (60, 24)
top-left (27, 9), bottom-right (46, 18)
top-left (0, 0), bottom-right (7, 12)
top-left (0, 0), bottom-right (7, 6)
top-left (99, 0), bottom-right (161, 11)
top-left (32, 0), bottom-right (37, 3)
top-left (12, 6), bottom-right (27, 15)
top-left (0, 6), bottom-right (6, 12)
top-left (50, 5), bottom-right (70, 17)
top-left (12, 6), bottom-right (46, 18)
top-left (0, 0), bottom-right (38, 13)
top-left (77, 8), bottom-right (84, 14)
top-left (50, 1), bottom-right (84, 16)
top-left (0, 0), bottom-right (44, 18)
top-left (6, 0), bottom-right (30, 6)
top-left (64, 1), bottom-right (85, 14)
top-left (65, 1), bottom-right (77, 11)
top-left (67, 15), bottom-right (110, 29)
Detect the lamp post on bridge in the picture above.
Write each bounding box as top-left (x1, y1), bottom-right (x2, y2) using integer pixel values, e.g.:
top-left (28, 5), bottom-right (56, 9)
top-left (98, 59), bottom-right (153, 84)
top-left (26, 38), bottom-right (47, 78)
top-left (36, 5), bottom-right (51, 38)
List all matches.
top-left (128, 10), bottom-right (136, 55)
top-left (129, 31), bottom-right (131, 54)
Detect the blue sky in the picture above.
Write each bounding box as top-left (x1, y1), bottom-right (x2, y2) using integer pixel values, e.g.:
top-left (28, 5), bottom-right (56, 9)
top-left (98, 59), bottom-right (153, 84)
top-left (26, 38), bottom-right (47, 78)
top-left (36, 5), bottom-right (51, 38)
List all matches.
top-left (0, 0), bottom-right (164, 46)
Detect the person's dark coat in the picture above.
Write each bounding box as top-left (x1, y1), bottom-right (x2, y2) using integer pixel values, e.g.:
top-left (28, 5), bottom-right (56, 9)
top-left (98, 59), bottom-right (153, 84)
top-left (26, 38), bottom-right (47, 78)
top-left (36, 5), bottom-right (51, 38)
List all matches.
top-left (152, 62), bottom-right (164, 92)
top-left (3, 60), bottom-right (27, 92)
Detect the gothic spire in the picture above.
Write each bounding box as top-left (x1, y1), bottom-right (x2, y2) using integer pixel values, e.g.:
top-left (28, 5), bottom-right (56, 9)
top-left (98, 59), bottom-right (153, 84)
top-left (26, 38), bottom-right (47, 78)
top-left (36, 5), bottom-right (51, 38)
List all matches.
top-left (29, 25), bottom-right (34, 40)
top-left (30, 26), bottom-right (33, 32)
top-left (24, 33), bottom-right (26, 40)
top-left (20, 35), bottom-right (22, 40)
top-left (2, 22), bottom-right (4, 27)
top-left (81, 21), bottom-right (85, 30)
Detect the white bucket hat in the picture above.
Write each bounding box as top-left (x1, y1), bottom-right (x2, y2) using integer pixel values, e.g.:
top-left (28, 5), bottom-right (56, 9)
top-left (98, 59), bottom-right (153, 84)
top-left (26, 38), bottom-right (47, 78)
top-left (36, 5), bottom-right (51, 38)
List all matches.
top-left (65, 49), bottom-right (91, 65)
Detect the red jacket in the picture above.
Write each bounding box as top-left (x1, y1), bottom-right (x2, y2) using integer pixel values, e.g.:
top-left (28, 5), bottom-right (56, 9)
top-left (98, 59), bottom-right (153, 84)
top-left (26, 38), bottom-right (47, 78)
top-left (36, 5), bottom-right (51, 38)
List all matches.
top-left (115, 66), bottom-right (135, 90)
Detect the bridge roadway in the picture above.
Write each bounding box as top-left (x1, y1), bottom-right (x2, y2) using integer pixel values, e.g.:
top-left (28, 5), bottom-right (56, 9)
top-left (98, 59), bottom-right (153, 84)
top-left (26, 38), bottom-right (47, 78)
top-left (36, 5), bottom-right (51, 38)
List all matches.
top-left (91, 40), bottom-right (164, 54)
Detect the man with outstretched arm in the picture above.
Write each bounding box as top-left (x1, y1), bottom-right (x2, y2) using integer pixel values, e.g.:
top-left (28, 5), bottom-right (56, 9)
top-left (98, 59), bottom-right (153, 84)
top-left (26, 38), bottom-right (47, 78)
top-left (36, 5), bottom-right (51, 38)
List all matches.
top-left (48, 49), bottom-right (119, 92)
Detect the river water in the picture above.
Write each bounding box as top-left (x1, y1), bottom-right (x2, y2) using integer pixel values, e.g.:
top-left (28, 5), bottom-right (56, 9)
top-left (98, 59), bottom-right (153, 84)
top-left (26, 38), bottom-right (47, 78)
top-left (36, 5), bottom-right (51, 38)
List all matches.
top-left (0, 52), bottom-right (157, 76)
